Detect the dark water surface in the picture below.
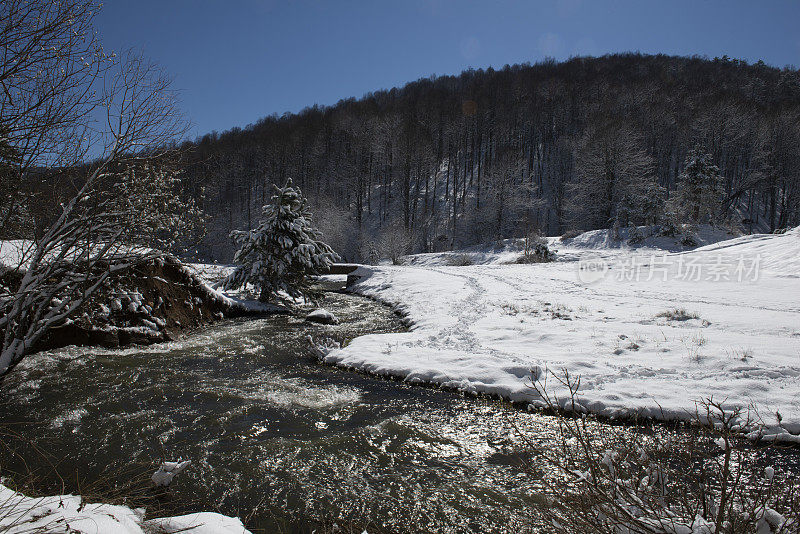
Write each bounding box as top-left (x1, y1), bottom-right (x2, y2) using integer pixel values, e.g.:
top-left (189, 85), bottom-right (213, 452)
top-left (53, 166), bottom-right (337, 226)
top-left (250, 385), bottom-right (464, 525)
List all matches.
top-left (0, 287), bottom-right (556, 533)
top-left (3, 285), bottom-right (796, 533)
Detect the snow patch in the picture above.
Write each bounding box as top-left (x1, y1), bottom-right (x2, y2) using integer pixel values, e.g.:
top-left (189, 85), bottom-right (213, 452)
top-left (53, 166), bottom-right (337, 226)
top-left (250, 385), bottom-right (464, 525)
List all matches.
top-left (0, 482), bottom-right (252, 534)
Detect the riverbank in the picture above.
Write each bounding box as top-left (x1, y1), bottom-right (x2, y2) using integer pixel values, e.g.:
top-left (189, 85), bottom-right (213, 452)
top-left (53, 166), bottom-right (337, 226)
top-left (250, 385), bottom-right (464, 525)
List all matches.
top-left (0, 482), bottom-right (252, 534)
top-left (324, 227), bottom-right (800, 442)
top-left (0, 248), bottom-right (281, 354)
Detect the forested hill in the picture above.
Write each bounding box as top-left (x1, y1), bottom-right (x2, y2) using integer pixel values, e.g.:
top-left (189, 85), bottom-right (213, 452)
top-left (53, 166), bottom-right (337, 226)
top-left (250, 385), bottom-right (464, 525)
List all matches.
top-left (179, 53), bottom-right (800, 262)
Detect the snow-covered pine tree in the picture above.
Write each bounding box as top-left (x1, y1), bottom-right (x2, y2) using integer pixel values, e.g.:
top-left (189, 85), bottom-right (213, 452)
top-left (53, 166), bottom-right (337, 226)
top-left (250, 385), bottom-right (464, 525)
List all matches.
top-left (670, 148), bottom-right (724, 225)
top-left (222, 180), bottom-right (339, 303)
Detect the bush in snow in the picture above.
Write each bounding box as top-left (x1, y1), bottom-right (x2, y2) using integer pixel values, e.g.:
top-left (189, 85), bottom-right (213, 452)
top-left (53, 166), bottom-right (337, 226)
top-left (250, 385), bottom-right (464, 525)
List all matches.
top-left (222, 180), bottom-right (339, 303)
top-left (444, 254), bottom-right (475, 266)
top-left (627, 225), bottom-right (646, 245)
top-left (519, 231), bottom-right (555, 263)
top-left (655, 308), bottom-right (701, 322)
top-left (525, 371), bottom-right (799, 534)
top-left (681, 231), bottom-right (699, 247)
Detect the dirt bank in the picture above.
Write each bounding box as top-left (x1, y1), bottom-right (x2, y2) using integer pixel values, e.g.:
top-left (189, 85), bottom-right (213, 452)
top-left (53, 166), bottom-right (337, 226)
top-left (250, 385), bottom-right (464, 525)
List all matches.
top-left (1, 255), bottom-right (262, 353)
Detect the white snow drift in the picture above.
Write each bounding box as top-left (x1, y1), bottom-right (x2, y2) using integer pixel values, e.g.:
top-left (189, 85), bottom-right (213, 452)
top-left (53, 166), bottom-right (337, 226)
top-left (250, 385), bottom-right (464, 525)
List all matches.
top-left (0, 482), bottom-right (252, 534)
top-left (324, 227), bottom-right (800, 440)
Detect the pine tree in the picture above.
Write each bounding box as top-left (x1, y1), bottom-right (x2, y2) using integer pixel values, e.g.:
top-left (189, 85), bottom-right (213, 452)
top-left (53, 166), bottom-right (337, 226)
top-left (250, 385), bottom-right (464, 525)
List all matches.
top-left (222, 180), bottom-right (339, 303)
top-left (670, 148), bottom-right (724, 225)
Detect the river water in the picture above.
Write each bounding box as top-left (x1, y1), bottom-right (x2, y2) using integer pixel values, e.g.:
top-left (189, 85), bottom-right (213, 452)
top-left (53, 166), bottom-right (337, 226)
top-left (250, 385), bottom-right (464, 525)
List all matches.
top-left (0, 286), bottom-right (562, 533)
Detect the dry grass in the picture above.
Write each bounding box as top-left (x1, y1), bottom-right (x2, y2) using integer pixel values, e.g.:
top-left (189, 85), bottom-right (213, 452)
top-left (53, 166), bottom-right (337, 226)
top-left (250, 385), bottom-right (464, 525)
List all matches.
top-left (516, 371), bottom-right (800, 533)
top-left (656, 308), bottom-right (700, 322)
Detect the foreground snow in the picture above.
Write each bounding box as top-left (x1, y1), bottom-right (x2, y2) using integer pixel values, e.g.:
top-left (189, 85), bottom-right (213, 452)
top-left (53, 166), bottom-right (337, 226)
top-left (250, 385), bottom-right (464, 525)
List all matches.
top-left (325, 227), bottom-right (800, 440)
top-left (0, 483), bottom-right (251, 534)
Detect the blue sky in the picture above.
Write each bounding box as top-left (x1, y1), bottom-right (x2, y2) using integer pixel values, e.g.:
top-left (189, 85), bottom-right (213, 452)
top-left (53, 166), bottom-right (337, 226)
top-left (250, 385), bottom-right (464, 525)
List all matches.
top-left (97, 0), bottom-right (800, 139)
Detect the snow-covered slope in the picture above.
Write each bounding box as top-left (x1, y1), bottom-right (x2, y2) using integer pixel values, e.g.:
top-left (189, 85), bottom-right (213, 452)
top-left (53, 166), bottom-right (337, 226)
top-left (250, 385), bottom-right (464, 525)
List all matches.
top-left (559, 224), bottom-right (736, 252)
top-left (325, 227), bottom-right (800, 441)
top-left (0, 483), bottom-right (251, 534)
top-left (400, 225), bottom-right (739, 267)
top-left (688, 226), bottom-right (800, 275)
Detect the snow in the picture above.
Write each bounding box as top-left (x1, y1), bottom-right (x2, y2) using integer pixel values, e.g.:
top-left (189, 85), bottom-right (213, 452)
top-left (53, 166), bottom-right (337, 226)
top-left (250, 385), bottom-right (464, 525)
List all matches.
top-left (324, 227), bottom-right (800, 438)
top-left (151, 459), bottom-right (191, 487)
top-left (0, 483), bottom-right (251, 534)
top-left (146, 512), bottom-right (252, 534)
top-left (0, 240), bottom-right (30, 268)
top-left (559, 224), bottom-right (736, 252)
top-left (306, 308), bottom-right (338, 324)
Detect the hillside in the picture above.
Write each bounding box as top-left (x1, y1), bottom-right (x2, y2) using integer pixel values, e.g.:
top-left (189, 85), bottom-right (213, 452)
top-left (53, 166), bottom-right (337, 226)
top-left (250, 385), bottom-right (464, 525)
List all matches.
top-left (176, 53), bottom-right (800, 263)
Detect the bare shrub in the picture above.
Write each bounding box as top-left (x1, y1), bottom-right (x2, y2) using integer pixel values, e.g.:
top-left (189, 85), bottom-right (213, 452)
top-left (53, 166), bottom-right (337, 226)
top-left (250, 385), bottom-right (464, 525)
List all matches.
top-left (522, 371), bottom-right (799, 533)
top-left (681, 232), bottom-right (699, 247)
top-left (444, 254), bottom-right (475, 266)
top-left (656, 308), bottom-right (700, 322)
top-left (519, 232), bottom-right (555, 263)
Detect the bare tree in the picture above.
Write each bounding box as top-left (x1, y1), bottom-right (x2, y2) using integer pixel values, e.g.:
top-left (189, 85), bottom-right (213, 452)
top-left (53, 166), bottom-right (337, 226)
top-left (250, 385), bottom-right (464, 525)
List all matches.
top-left (0, 0), bottom-right (105, 235)
top-left (568, 119), bottom-right (662, 233)
top-left (0, 1), bottom-right (189, 376)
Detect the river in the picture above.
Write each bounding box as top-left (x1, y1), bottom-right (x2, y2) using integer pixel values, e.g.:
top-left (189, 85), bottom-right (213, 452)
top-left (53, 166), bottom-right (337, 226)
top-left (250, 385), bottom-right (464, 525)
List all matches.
top-left (0, 285), bottom-right (563, 533)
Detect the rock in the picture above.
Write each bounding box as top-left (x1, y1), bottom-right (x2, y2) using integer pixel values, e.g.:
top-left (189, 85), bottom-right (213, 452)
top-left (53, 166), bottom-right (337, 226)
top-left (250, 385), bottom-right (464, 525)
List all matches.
top-left (305, 308), bottom-right (338, 325)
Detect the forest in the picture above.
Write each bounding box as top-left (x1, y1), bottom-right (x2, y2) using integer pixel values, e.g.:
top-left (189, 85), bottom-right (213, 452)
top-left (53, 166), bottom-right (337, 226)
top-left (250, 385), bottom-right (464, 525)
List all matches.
top-left (175, 53), bottom-right (800, 262)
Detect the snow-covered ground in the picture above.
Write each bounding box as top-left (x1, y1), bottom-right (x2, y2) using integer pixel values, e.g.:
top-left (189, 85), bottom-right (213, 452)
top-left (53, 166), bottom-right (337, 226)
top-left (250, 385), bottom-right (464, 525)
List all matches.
top-left (0, 482), bottom-right (251, 534)
top-left (0, 240), bottom-right (30, 268)
top-left (324, 227), bottom-right (800, 441)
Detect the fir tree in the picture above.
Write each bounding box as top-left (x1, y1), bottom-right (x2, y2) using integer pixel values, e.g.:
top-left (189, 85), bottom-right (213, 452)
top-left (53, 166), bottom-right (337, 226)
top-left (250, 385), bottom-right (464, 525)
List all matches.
top-left (670, 148), bottom-right (724, 225)
top-left (223, 180), bottom-right (339, 303)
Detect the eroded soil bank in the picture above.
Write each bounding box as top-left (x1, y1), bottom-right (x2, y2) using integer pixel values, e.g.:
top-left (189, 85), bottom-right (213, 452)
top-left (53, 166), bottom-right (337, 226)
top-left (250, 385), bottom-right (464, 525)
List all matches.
top-left (0, 257), bottom-right (254, 353)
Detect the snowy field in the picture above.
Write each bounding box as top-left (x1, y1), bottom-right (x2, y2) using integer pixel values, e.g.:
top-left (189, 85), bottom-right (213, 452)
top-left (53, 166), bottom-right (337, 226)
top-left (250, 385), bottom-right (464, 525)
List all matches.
top-left (324, 227), bottom-right (800, 441)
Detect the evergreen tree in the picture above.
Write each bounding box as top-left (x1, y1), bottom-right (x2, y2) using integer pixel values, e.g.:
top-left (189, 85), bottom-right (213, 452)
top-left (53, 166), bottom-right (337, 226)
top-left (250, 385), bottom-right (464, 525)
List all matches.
top-left (223, 180), bottom-right (339, 303)
top-left (670, 148), bottom-right (724, 225)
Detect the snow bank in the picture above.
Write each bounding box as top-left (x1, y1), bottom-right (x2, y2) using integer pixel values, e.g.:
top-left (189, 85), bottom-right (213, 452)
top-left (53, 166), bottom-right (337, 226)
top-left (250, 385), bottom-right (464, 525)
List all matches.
top-left (560, 224), bottom-right (735, 252)
top-left (326, 228), bottom-right (800, 437)
top-left (399, 225), bottom-right (738, 268)
top-left (689, 226), bottom-right (800, 276)
top-left (0, 483), bottom-right (251, 534)
top-left (146, 512), bottom-right (251, 534)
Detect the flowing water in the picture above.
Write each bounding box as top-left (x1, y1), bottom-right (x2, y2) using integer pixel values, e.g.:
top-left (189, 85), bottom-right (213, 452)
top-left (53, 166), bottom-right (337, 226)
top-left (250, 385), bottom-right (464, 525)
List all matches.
top-left (0, 286), bottom-right (558, 533)
top-left (2, 285), bottom-right (796, 533)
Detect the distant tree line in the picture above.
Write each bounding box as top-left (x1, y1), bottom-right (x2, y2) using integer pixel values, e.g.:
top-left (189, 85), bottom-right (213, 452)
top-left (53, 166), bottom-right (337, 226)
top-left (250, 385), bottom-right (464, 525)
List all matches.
top-left (162, 54), bottom-right (800, 260)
